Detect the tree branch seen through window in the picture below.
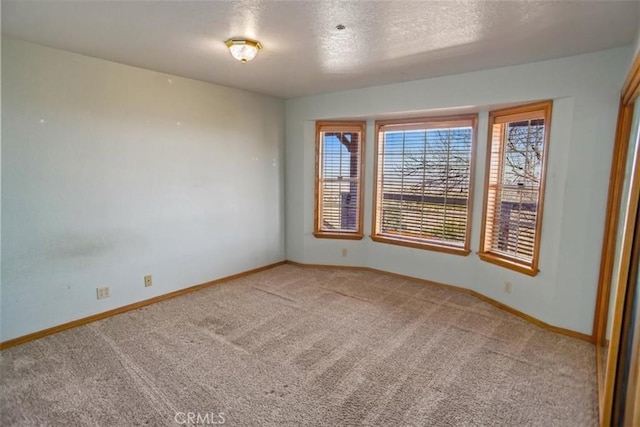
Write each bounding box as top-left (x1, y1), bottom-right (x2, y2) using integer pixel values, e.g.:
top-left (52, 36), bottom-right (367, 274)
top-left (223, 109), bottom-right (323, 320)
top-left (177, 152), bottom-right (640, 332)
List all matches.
top-left (373, 115), bottom-right (477, 254)
top-left (479, 102), bottom-right (553, 276)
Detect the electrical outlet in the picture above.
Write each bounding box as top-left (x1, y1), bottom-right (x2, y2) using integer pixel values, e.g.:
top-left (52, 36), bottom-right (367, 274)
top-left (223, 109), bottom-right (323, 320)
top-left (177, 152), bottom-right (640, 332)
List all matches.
top-left (96, 287), bottom-right (110, 299)
top-left (342, 248), bottom-right (348, 257)
top-left (144, 275), bottom-right (153, 287)
top-left (503, 281), bottom-right (512, 294)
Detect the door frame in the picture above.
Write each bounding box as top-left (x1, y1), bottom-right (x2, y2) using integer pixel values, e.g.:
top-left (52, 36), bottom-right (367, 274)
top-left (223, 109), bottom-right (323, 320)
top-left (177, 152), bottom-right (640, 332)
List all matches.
top-left (595, 50), bottom-right (640, 425)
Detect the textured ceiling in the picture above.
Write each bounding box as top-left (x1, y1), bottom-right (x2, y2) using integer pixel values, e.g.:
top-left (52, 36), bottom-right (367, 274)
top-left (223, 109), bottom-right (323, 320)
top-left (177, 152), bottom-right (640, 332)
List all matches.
top-left (2, 1), bottom-right (639, 99)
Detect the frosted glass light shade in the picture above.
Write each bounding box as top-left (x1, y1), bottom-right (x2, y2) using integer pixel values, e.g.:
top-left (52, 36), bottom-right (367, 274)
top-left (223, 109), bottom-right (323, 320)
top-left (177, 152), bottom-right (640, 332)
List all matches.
top-left (225, 39), bottom-right (262, 63)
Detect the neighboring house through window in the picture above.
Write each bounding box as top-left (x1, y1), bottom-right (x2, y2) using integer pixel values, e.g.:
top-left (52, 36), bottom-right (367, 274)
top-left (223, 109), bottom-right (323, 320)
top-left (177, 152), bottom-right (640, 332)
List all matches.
top-left (314, 121), bottom-right (365, 239)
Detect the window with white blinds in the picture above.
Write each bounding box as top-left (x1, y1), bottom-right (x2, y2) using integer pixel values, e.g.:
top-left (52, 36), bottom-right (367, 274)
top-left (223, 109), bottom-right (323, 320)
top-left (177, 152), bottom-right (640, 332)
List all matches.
top-left (479, 101), bottom-right (552, 276)
top-left (315, 121), bottom-right (365, 239)
top-left (372, 115), bottom-right (477, 254)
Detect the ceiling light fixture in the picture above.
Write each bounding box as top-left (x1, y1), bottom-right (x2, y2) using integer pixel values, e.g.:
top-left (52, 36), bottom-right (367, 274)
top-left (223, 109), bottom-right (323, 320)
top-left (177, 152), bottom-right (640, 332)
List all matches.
top-left (225, 38), bottom-right (262, 63)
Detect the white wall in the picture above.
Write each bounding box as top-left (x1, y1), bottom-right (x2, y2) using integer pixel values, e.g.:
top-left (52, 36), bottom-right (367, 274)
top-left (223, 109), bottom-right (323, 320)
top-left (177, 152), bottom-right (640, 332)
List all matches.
top-left (1, 38), bottom-right (285, 342)
top-left (285, 46), bottom-right (631, 335)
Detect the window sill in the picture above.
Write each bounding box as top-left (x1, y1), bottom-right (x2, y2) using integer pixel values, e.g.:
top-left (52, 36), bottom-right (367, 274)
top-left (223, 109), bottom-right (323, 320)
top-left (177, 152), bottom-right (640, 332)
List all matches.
top-left (371, 234), bottom-right (470, 256)
top-left (313, 232), bottom-right (364, 240)
top-left (477, 251), bottom-right (538, 276)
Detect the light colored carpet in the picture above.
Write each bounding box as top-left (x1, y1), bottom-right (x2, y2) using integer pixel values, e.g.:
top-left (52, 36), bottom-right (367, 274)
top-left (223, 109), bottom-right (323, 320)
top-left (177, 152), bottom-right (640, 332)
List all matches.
top-left (1, 265), bottom-right (597, 426)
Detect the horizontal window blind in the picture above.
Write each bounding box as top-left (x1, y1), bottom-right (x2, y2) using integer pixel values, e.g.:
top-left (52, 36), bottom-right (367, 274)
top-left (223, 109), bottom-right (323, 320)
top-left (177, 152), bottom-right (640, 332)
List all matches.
top-left (315, 122), bottom-right (365, 237)
top-left (480, 101), bottom-right (552, 275)
top-left (374, 116), bottom-right (477, 252)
